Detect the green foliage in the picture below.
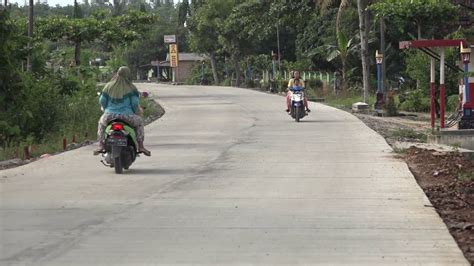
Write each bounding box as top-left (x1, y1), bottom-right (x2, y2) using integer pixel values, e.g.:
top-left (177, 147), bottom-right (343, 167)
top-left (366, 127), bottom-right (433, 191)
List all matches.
top-left (140, 97), bottom-right (156, 119)
top-left (399, 89), bottom-right (430, 112)
top-left (186, 63), bottom-right (214, 85)
top-left (55, 74), bottom-right (83, 95)
top-left (306, 79), bottom-right (324, 90)
top-left (403, 48), bottom-right (460, 98)
top-left (385, 93), bottom-right (398, 116)
top-left (447, 94), bottom-right (460, 112)
top-left (325, 93), bottom-right (376, 109)
top-left (403, 50), bottom-right (430, 92)
top-left (371, 0), bottom-right (458, 38)
top-left (222, 78), bottom-right (232, 86)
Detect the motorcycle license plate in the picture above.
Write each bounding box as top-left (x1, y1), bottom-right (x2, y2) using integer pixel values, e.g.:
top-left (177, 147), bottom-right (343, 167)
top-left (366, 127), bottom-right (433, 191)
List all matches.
top-left (106, 138), bottom-right (127, 146)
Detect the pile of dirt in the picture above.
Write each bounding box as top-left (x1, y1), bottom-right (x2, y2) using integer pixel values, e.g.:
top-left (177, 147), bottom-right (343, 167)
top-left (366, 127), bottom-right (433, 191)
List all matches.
top-left (403, 147), bottom-right (474, 263)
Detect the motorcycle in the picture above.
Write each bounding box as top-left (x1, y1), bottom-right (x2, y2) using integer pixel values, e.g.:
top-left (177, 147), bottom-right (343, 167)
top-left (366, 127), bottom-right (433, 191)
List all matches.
top-left (289, 86), bottom-right (307, 122)
top-left (100, 120), bottom-right (139, 174)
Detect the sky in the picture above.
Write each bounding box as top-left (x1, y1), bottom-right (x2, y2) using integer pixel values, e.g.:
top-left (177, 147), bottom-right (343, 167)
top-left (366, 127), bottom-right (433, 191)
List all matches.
top-left (9, 0), bottom-right (182, 7)
top-left (10, 0), bottom-right (76, 7)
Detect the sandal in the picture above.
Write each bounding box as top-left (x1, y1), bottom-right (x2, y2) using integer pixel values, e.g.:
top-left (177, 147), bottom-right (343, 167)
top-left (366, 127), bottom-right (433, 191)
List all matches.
top-left (139, 148), bottom-right (151, 157)
top-left (93, 147), bottom-right (104, 156)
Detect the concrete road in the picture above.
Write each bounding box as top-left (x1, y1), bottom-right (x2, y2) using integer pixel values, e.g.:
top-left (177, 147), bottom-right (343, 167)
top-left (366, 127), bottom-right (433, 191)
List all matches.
top-left (0, 84), bottom-right (469, 265)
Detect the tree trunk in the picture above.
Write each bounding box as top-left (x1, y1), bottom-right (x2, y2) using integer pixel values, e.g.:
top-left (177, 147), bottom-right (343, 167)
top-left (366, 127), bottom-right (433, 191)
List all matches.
top-left (233, 55), bottom-right (241, 87)
top-left (357, 0), bottom-right (370, 103)
top-left (27, 0), bottom-right (34, 72)
top-left (209, 51), bottom-right (219, 85)
top-left (417, 23), bottom-right (421, 40)
top-left (74, 41), bottom-right (81, 66)
top-left (342, 57), bottom-right (347, 92)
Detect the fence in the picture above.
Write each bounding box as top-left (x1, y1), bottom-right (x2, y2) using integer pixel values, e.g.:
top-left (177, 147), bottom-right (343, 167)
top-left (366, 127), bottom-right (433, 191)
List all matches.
top-left (261, 70), bottom-right (335, 84)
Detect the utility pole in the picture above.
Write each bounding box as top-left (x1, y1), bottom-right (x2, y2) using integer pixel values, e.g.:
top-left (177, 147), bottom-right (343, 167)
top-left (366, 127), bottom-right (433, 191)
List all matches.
top-left (380, 19), bottom-right (386, 95)
top-left (27, 0), bottom-right (34, 72)
top-left (277, 23), bottom-right (281, 72)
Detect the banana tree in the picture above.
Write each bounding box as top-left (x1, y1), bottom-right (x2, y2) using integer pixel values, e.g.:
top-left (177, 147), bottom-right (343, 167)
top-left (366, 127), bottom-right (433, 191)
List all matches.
top-left (326, 31), bottom-right (358, 92)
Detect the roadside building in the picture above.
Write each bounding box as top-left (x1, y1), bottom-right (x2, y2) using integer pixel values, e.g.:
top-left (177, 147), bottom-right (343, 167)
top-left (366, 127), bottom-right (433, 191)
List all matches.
top-left (159, 53), bottom-right (208, 83)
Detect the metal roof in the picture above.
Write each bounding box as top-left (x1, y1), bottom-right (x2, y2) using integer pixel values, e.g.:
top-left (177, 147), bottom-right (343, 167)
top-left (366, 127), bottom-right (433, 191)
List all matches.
top-left (164, 53), bottom-right (208, 62)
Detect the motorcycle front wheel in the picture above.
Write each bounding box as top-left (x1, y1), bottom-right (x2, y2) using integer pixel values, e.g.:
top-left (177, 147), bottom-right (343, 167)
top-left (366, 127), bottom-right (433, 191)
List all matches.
top-left (295, 107), bottom-right (300, 122)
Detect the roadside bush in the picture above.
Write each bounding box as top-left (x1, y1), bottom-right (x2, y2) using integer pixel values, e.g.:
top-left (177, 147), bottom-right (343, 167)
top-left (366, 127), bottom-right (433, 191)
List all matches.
top-left (279, 80), bottom-right (288, 92)
top-left (244, 79), bottom-right (255, 88)
top-left (61, 79), bottom-right (101, 134)
top-left (306, 79), bottom-right (323, 90)
top-left (385, 93), bottom-right (398, 116)
top-left (399, 89), bottom-right (430, 112)
top-left (259, 80), bottom-right (270, 91)
top-left (447, 94), bottom-right (460, 112)
top-left (55, 74), bottom-right (83, 95)
top-left (186, 64), bottom-right (214, 85)
top-left (222, 78), bottom-right (231, 86)
top-left (11, 74), bottom-right (64, 142)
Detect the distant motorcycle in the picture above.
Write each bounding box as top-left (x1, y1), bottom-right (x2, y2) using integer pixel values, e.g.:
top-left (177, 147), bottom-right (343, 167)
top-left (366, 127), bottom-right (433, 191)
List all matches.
top-left (289, 86), bottom-right (307, 122)
top-left (100, 120), bottom-right (139, 174)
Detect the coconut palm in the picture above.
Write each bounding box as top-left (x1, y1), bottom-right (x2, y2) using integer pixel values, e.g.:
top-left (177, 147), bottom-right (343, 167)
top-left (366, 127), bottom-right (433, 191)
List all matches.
top-left (316, 0), bottom-right (371, 102)
top-left (314, 0), bottom-right (350, 34)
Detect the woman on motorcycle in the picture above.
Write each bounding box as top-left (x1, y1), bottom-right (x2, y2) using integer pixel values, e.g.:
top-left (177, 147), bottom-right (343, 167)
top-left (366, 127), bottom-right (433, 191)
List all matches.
top-left (94, 66), bottom-right (151, 156)
top-left (286, 71), bottom-right (310, 113)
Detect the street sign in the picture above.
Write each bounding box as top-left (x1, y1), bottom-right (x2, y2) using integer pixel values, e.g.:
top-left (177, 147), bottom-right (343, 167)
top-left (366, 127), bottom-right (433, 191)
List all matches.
top-left (169, 44), bottom-right (178, 67)
top-left (164, 35), bottom-right (176, 44)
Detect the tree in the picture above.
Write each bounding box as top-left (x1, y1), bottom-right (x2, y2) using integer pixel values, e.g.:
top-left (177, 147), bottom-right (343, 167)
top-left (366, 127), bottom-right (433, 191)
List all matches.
top-left (177, 0), bottom-right (189, 26)
top-left (315, 0), bottom-right (350, 34)
top-left (371, 0), bottom-right (458, 39)
top-left (188, 0), bottom-right (235, 84)
top-left (36, 11), bottom-right (156, 66)
top-left (357, 0), bottom-right (370, 102)
top-left (326, 31), bottom-right (358, 91)
top-left (37, 17), bottom-right (100, 66)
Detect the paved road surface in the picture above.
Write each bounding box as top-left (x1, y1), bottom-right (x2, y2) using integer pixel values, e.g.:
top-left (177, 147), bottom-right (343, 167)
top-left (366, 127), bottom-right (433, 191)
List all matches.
top-left (0, 84), bottom-right (469, 265)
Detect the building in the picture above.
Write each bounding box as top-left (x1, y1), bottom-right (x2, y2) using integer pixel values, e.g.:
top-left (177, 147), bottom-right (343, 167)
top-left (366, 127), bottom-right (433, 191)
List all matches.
top-left (158, 53), bottom-right (208, 83)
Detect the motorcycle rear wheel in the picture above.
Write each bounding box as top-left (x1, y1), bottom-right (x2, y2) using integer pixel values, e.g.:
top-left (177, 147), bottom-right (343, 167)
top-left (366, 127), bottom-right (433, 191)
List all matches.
top-left (114, 157), bottom-right (123, 174)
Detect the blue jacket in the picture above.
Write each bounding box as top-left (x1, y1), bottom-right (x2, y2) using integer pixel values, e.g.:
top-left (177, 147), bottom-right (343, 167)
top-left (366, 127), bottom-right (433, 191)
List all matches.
top-left (99, 91), bottom-right (139, 115)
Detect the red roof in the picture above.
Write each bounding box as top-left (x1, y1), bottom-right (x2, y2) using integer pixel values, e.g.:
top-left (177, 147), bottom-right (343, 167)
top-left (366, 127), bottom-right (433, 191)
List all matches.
top-left (399, 39), bottom-right (467, 49)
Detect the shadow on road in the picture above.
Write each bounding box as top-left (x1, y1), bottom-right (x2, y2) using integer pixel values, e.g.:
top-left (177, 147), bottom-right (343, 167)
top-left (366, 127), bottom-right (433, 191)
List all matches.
top-left (290, 120), bottom-right (346, 123)
top-left (125, 168), bottom-right (188, 176)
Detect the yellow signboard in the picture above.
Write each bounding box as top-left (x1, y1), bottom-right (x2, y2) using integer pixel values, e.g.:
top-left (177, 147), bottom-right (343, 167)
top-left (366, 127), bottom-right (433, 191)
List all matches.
top-left (169, 44), bottom-right (178, 68)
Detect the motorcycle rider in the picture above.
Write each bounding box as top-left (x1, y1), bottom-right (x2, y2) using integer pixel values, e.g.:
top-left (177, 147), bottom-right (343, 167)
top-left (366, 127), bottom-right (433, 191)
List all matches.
top-left (94, 66), bottom-right (151, 156)
top-left (285, 71), bottom-right (310, 113)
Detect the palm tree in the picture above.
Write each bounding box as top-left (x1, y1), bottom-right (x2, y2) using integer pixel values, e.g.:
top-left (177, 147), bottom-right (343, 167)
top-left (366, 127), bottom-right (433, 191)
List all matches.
top-left (316, 0), bottom-right (371, 102)
top-left (314, 0), bottom-right (349, 34)
top-left (326, 31), bottom-right (357, 92)
top-left (357, 0), bottom-right (370, 103)
top-left (27, 0), bottom-right (33, 72)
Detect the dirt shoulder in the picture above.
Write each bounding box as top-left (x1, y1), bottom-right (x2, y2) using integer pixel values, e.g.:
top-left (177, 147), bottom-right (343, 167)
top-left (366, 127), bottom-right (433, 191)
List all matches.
top-left (353, 111), bottom-right (474, 264)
